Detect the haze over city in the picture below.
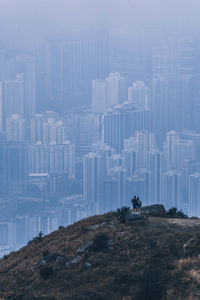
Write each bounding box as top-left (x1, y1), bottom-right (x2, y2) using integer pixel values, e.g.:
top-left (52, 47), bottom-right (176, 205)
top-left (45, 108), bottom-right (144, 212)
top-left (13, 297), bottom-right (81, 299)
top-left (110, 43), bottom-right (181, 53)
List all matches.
top-left (0, 0), bottom-right (200, 257)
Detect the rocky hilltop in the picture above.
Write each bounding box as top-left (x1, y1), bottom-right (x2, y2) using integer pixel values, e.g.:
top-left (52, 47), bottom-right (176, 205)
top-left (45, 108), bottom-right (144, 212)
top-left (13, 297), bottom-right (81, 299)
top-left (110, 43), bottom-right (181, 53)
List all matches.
top-left (1, 209), bottom-right (200, 299)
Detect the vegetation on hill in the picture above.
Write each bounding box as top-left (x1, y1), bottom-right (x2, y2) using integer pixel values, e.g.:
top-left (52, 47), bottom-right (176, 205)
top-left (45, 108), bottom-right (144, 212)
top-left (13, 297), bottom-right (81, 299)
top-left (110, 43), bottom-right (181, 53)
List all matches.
top-left (0, 206), bottom-right (199, 300)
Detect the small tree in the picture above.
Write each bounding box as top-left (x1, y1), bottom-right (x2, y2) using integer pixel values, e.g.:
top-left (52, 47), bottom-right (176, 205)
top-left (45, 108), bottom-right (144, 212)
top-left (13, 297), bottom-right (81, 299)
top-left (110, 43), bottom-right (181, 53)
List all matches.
top-left (116, 206), bottom-right (131, 223)
top-left (131, 196), bottom-right (142, 209)
top-left (92, 233), bottom-right (109, 252)
top-left (38, 231), bottom-right (43, 239)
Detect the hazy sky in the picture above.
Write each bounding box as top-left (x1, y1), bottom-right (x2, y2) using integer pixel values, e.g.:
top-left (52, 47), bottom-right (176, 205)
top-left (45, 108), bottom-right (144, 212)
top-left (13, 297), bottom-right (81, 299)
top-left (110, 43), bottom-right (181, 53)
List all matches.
top-left (0, 0), bottom-right (200, 49)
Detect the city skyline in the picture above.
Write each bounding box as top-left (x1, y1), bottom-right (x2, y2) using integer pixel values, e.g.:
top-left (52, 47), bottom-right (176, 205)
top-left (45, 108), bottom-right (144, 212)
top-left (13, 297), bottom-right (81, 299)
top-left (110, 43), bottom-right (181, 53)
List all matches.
top-left (0, 1), bottom-right (200, 257)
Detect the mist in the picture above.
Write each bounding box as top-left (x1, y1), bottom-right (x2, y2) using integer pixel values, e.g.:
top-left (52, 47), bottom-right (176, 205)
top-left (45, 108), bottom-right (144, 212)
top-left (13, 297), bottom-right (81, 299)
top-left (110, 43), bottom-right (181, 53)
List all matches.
top-left (0, 0), bottom-right (200, 258)
top-left (0, 0), bottom-right (200, 48)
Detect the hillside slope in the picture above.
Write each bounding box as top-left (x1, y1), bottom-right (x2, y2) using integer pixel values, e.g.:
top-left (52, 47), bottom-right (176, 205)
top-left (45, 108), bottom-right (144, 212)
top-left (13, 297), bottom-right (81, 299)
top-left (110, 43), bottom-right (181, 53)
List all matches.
top-left (1, 213), bottom-right (200, 299)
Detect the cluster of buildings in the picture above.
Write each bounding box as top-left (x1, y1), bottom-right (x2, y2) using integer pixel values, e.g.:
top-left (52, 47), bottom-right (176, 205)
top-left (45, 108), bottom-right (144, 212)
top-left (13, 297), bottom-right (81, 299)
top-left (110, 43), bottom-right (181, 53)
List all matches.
top-left (0, 34), bottom-right (200, 254)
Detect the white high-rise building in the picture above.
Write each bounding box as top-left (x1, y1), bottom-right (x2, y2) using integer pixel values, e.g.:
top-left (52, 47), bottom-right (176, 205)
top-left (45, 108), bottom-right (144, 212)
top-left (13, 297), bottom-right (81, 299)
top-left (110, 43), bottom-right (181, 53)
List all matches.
top-left (16, 55), bottom-right (36, 120)
top-left (92, 73), bottom-right (126, 112)
top-left (30, 114), bottom-right (44, 144)
top-left (128, 81), bottom-right (148, 109)
top-left (105, 72), bottom-right (125, 107)
top-left (164, 131), bottom-right (195, 168)
top-left (30, 115), bottom-right (67, 145)
top-left (49, 121), bottom-right (67, 145)
top-left (6, 114), bottom-right (25, 142)
top-left (83, 144), bottom-right (115, 214)
top-left (28, 142), bottom-right (75, 176)
top-left (189, 173), bottom-right (200, 217)
top-left (0, 74), bottom-right (24, 132)
top-left (124, 131), bottom-right (156, 169)
top-left (162, 171), bottom-right (182, 210)
top-left (147, 150), bottom-right (164, 205)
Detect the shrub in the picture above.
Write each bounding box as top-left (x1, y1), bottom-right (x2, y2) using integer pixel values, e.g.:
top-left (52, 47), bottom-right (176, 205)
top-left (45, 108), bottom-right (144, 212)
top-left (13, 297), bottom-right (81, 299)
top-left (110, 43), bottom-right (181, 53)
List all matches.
top-left (135, 265), bottom-right (164, 300)
top-left (116, 206), bottom-right (131, 223)
top-left (28, 231), bottom-right (44, 245)
top-left (92, 233), bottom-right (109, 252)
top-left (40, 266), bottom-right (53, 279)
top-left (42, 250), bottom-right (49, 257)
top-left (167, 207), bottom-right (188, 218)
top-left (38, 231), bottom-right (44, 239)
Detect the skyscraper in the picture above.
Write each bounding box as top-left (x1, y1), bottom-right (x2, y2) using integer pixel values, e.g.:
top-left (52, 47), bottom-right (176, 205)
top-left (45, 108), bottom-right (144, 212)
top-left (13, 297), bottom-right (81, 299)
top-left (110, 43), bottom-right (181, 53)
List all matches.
top-left (2, 142), bottom-right (27, 194)
top-left (189, 173), bottom-right (200, 217)
top-left (28, 142), bottom-right (75, 176)
top-left (163, 171), bottom-right (182, 210)
top-left (128, 81), bottom-right (149, 109)
top-left (16, 55), bottom-right (36, 120)
top-left (152, 37), bottom-right (197, 146)
top-left (6, 115), bottom-right (25, 142)
top-left (103, 103), bottom-right (150, 153)
top-left (83, 145), bottom-right (115, 215)
top-left (0, 74), bottom-right (24, 132)
top-left (36, 33), bottom-right (109, 109)
top-left (91, 80), bottom-right (107, 113)
top-left (147, 150), bottom-right (164, 205)
top-left (105, 72), bottom-right (125, 107)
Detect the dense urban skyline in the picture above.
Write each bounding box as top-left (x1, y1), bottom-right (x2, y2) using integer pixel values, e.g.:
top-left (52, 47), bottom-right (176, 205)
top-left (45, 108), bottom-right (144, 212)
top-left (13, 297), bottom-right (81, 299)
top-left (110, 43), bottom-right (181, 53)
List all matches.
top-left (0, 0), bottom-right (200, 257)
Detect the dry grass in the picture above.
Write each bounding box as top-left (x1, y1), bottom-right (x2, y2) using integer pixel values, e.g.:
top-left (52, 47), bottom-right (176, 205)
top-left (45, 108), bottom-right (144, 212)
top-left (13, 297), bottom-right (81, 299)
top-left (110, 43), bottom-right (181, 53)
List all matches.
top-left (0, 213), bottom-right (200, 299)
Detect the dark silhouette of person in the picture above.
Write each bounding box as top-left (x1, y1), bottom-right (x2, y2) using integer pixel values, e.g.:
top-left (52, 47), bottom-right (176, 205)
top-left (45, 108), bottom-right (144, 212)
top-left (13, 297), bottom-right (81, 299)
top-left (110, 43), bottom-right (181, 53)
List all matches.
top-left (131, 195), bottom-right (142, 209)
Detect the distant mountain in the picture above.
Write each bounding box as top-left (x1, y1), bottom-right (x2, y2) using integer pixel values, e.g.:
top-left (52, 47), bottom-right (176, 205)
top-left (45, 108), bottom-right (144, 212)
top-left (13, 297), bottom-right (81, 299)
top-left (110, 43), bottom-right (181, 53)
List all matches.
top-left (0, 210), bottom-right (200, 299)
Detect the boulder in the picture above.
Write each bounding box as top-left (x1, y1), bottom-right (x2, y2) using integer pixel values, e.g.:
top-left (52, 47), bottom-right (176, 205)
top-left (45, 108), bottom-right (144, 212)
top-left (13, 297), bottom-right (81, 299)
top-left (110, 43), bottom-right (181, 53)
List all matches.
top-left (88, 224), bottom-right (99, 231)
top-left (43, 253), bottom-right (58, 263)
top-left (71, 255), bottom-right (82, 264)
top-left (140, 204), bottom-right (166, 217)
top-left (77, 241), bottom-right (93, 254)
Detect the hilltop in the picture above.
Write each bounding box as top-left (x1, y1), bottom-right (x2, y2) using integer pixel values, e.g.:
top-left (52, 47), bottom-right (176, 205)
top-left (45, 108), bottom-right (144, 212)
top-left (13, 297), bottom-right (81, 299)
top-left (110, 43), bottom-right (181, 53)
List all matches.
top-left (1, 211), bottom-right (200, 299)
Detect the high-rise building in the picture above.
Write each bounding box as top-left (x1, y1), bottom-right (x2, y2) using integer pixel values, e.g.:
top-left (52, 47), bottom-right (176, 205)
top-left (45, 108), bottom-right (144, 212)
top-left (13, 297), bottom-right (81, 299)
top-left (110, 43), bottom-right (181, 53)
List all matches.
top-left (0, 134), bottom-right (4, 195)
top-left (147, 151), bottom-right (165, 205)
top-left (152, 38), bottom-right (196, 146)
top-left (164, 131), bottom-right (195, 169)
top-left (30, 114), bottom-right (44, 144)
top-left (162, 171), bottom-right (182, 210)
top-left (2, 142), bottom-right (27, 194)
top-left (28, 142), bottom-right (75, 176)
top-left (189, 173), bottom-right (200, 217)
top-left (128, 81), bottom-right (149, 109)
top-left (0, 74), bottom-right (24, 132)
top-left (5, 55), bottom-right (36, 121)
top-left (76, 114), bottom-right (99, 157)
top-left (92, 72), bottom-right (126, 112)
top-left (105, 72), bottom-right (126, 107)
top-left (36, 33), bottom-right (109, 108)
top-left (181, 130), bottom-right (200, 161)
top-left (0, 49), bottom-right (5, 81)
top-left (122, 150), bottom-right (138, 177)
top-left (152, 38), bottom-right (195, 80)
top-left (6, 115), bottom-right (25, 142)
top-left (91, 80), bottom-right (107, 113)
top-left (104, 103), bottom-right (151, 153)
top-left (110, 35), bottom-right (152, 87)
top-left (83, 144), bottom-right (115, 215)
top-left (16, 55), bottom-right (36, 120)
top-left (124, 131), bottom-right (156, 169)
